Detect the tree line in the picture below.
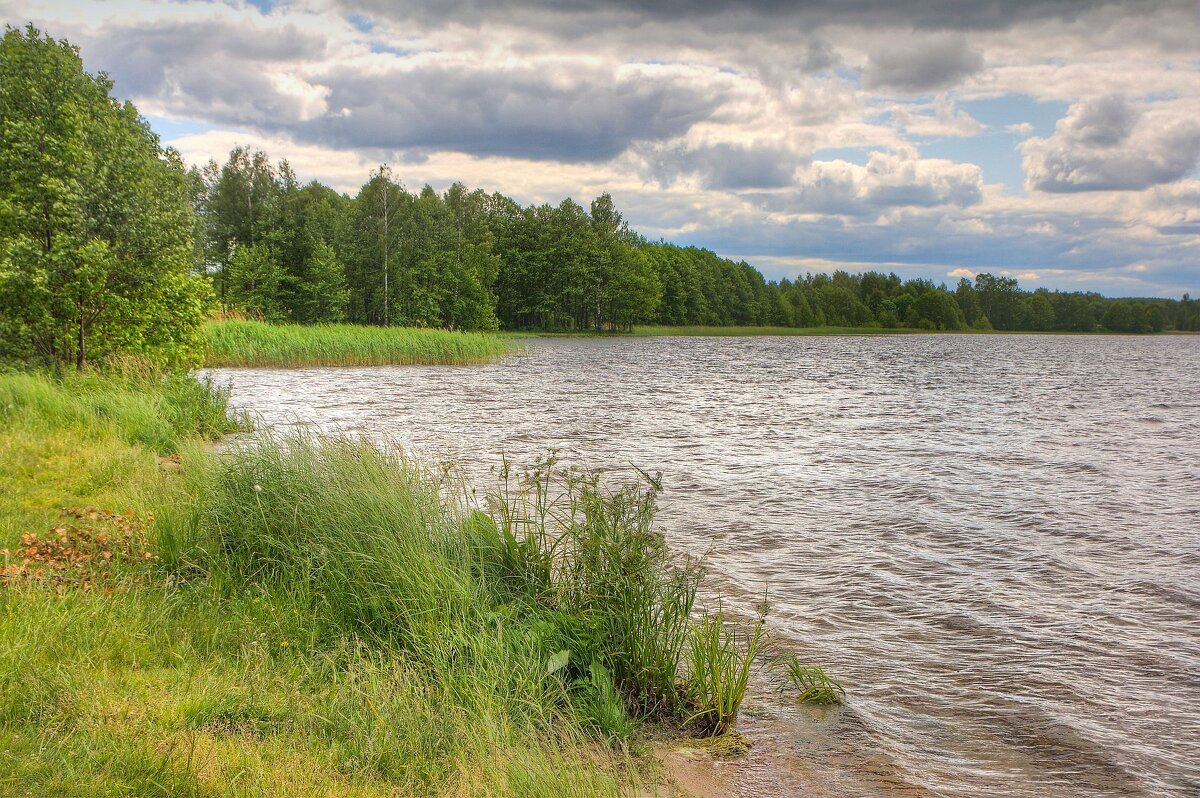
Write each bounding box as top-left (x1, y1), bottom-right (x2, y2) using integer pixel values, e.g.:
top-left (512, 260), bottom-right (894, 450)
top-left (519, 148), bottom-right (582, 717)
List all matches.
top-left (192, 147), bottom-right (1200, 335)
top-left (3, 26), bottom-right (1197, 372)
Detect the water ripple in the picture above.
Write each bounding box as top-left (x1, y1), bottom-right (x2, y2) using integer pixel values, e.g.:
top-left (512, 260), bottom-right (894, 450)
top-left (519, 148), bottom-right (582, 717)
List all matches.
top-left (209, 333), bottom-right (1200, 798)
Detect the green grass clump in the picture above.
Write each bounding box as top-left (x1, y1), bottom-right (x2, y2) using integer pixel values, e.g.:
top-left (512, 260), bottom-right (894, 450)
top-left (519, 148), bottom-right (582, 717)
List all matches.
top-left (202, 320), bottom-right (514, 367)
top-left (685, 608), bottom-right (764, 735)
top-left (775, 654), bottom-right (846, 705)
top-left (0, 362), bottom-right (247, 455)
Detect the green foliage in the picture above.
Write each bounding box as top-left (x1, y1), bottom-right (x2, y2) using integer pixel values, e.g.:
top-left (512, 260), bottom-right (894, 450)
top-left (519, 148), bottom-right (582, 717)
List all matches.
top-left (685, 608), bottom-right (764, 735)
top-left (1024, 291), bottom-right (1056, 331)
top-left (774, 654), bottom-right (846, 705)
top-left (201, 319), bottom-right (512, 367)
top-left (0, 25), bottom-right (211, 370)
top-left (159, 430), bottom-right (764, 746)
top-left (485, 456), bottom-right (701, 718)
top-left (187, 142), bottom-right (1191, 336)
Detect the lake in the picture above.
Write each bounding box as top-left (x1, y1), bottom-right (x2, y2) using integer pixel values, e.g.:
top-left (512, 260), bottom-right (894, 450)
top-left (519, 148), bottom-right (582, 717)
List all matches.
top-left (210, 333), bottom-right (1200, 798)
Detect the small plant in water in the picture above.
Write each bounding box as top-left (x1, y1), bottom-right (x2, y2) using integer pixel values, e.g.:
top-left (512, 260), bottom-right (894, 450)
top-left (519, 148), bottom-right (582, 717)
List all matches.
top-left (775, 653), bottom-right (845, 705)
top-left (685, 605), bottom-right (764, 736)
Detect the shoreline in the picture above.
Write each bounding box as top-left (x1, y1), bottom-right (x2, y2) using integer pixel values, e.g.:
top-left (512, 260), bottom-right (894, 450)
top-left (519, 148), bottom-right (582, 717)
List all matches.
top-left (0, 368), bottom-right (781, 798)
top-left (512, 325), bottom-right (1198, 338)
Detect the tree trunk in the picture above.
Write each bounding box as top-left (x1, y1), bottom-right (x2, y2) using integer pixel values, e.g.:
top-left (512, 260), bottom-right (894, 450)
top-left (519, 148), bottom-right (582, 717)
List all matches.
top-left (76, 314), bottom-right (86, 370)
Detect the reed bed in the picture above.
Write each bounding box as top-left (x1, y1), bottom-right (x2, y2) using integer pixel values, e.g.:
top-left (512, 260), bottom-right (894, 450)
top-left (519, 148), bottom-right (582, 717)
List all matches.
top-left (202, 320), bottom-right (514, 367)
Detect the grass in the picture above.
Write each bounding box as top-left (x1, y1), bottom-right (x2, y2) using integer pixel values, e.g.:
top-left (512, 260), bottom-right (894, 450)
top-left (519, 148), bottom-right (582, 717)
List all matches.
top-left (0, 367), bottom-right (782, 797)
top-left (774, 654), bottom-right (846, 705)
top-left (202, 320), bottom-right (515, 368)
top-left (686, 608), bottom-right (765, 735)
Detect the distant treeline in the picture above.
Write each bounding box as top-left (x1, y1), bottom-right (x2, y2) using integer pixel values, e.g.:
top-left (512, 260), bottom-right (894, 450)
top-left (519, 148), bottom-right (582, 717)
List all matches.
top-left (192, 148), bottom-right (1200, 334)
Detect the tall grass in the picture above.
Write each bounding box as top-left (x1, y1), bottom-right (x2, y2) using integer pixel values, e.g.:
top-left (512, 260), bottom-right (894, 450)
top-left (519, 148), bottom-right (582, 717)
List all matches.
top-left (0, 362), bottom-right (247, 455)
top-left (202, 320), bottom-right (514, 367)
top-left (686, 608), bottom-right (764, 735)
top-left (484, 456), bottom-right (700, 722)
top-left (167, 436), bottom-right (766, 739)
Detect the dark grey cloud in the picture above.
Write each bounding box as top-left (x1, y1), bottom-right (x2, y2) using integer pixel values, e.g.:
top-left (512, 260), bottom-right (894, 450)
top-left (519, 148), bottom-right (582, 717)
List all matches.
top-left (69, 18), bottom-right (720, 163)
top-left (645, 142), bottom-right (803, 190)
top-left (863, 35), bottom-right (983, 93)
top-left (80, 19), bottom-right (327, 96)
top-left (797, 37), bottom-right (839, 73)
top-left (337, 0), bottom-right (1183, 35)
top-left (303, 66), bottom-right (720, 162)
top-left (1065, 95), bottom-right (1137, 147)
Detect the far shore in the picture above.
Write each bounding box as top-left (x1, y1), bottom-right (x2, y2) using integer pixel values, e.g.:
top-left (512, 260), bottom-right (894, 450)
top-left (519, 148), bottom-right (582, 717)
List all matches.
top-left (505, 324), bottom-right (1198, 338)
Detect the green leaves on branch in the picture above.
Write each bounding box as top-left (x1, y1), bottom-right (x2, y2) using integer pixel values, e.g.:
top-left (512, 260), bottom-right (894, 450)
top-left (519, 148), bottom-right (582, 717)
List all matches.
top-left (0, 25), bottom-right (210, 369)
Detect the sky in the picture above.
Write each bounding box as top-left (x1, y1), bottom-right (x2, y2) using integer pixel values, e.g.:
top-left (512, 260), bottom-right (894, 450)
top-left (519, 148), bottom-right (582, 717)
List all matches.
top-left (3, 0), bottom-right (1198, 297)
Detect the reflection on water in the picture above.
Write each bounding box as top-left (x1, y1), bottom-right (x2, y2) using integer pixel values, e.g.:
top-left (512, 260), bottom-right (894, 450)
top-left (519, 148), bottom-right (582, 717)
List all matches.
top-left (209, 333), bottom-right (1200, 798)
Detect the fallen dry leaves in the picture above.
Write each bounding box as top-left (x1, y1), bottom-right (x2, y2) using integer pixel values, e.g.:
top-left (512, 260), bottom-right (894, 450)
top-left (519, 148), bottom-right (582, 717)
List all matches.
top-left (1, 506), bottom-right (157, 590)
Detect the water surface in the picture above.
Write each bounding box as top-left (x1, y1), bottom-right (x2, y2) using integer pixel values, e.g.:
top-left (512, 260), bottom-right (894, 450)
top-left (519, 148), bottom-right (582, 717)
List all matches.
top-left (210, 334), bottom-right (1200, 798)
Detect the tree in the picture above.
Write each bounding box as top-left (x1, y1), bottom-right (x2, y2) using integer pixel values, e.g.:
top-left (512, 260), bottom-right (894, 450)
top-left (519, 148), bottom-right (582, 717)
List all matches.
top-left (1024, 291), bottom-right (1055, 331)
top-left (226, 243), bottom-right (284, 321)
top-left (301, 239), bottom-right (349, 323)
top-left (954, 278), bottom-right (983, 325)
top-left (975, 273), bottom-right (1025, 330)
top-left (914, 289), bottom-right (965, 330)
top-left (0, 26), bottom-right (209, 369)
top-left (342, 169), bottom-right (405, 325)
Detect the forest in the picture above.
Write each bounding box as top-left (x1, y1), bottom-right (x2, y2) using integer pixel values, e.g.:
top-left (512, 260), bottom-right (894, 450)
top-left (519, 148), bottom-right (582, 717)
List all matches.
top-left (192, 148), bottom-right (1200, 335)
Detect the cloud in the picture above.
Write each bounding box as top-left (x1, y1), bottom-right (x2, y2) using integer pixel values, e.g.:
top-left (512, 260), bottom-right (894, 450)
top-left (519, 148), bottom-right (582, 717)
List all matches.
top-left (1022, 97), bottom-right (1200, 192)
top-left (642, 141), bottom-right (804, 190)
top-left (337, 1), bottom-right (1189, 35)
top-left (861, 149), bottom-right (983, 208)
top-left (863, 35), bottom-right (984, 92)
top-left (948, 267), bottom-right (976, 278)
top-left (299, 64), bottom-right (721, 162)
top-left (1007, 122), bottom-right (1034, 136)
top-left (1065, 95), bottom-right (1137, 146)
top-left (67, 13), bottom-right (724, 163)
top-left (893, 95), bottom-right (985, 137)
top-left (746, 148), bottom-right (983, 216)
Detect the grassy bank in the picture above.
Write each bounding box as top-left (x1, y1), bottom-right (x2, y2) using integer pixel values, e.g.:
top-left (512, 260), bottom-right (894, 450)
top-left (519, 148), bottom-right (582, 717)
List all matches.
top-left (202, 320), bottom-right (515, 368)
top-left (0, 369), bottom-right (777, 797)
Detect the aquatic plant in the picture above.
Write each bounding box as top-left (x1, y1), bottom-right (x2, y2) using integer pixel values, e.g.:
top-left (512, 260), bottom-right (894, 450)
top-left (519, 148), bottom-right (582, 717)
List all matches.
top-left (202, 319), bottom-right (514, 367)
top-left (775, 653), bottom-right (846, 705)
top-left (685, 606), bottom-right (765, 735)
top-left (484, 455), bottom-right (702, 718)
